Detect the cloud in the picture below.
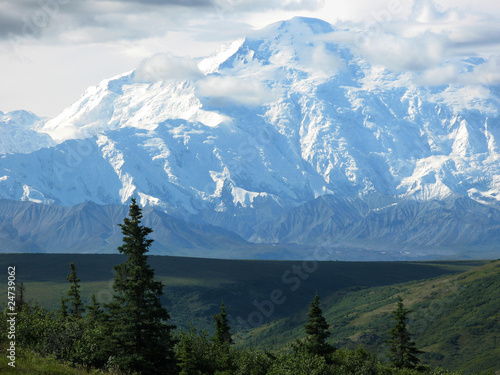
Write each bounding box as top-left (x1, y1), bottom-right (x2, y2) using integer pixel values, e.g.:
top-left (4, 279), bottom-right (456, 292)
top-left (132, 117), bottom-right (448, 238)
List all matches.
top-left (414, 64), bottom-right (461, 86)
top-left (0, 0), bottom-right (323, 44)
top-left (361, 31), bottom-right (447, 72)
top-left (0, 10), bottom-right (25, 38)
top-left (461, 56), bottom-right (500, 86)
top-left (196, 75), bottom-right (276, 106)
top-left (316, 0), bottom-right (500, 77)
top-left (116, 0), bottom-right (213, 5)
top-left (296, 43), bottom-right (346, 78)
top-left (409, 0), bottom-right (451, 23)
top-left (413, 56), bottom-right (500, 87)
top-left (134, 53), bottom-right (204, 82)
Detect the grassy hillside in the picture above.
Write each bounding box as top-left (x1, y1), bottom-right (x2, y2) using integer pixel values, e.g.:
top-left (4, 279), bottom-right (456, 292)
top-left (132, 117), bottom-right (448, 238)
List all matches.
top-left (0, 254), bottom-right (496, 373)
top-left (0, 254), bottom-right (481, 331)
top-left (0, 347), bottom-right (102, 374)
top-left (244, 260), bottom-right (500, 374)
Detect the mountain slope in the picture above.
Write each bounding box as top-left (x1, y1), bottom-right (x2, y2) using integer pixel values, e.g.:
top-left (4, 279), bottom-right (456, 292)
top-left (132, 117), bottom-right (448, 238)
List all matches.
top-left (242, 260), bottom-right (500, 373)
top-left (251, 195), bottom-right (500, 258)
top-left (0, 199), bottom-right (262, 258)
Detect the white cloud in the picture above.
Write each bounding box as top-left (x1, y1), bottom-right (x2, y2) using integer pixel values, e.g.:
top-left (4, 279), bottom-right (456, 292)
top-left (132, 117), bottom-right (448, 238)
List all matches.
top-left (134, 53), bottom-right (204, 82)
top-left (409, 54), bottom-right (500, 88)
top-left (196, 75), bottom-right (276, 106)
top-left (461, 56), bottom-right (500, 86)
top-left (360, 31), bottom-right (447, 72)
top-left (315, 0), bottom-right (500, 87)
top-left (300, 43), bottom-right (346, 78)
top-left (430, 85), bottom-right (497, 115)
top-left (415, 64), bottom-right (461, 86)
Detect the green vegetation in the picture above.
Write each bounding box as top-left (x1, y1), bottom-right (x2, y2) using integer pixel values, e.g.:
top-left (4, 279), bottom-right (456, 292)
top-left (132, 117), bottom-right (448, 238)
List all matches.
top-left (0, 255), bottom-right (482, 335)
top-left (0, 200), bottom-right (497, 374)
top-left (0, 347), bottom-right (104, 374)
top-left (0, 256), bottom-right (497, 374)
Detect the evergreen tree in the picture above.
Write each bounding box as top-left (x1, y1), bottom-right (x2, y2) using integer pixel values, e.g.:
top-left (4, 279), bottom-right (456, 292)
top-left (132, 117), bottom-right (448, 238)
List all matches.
top-left (60, 296), bottom-right (68, 318)
top-left (176, 326), bottom-right (215, 375)
top-left (212, 301), bottom-right (235, 373)
top-left (66, 263), bottom-right (84, 319)
top-left (385, 297), bottom-right (423, 369)
top-left (15, 281), bottom-right (27, 311)
top-left (213, 301), bottom-right (233, 345)
top-left (86, 294), bottom-right (105, 325)
top-left (104, 198), bottom-right (177, 375)
top-left (303, 293), bottom-right (335, 357)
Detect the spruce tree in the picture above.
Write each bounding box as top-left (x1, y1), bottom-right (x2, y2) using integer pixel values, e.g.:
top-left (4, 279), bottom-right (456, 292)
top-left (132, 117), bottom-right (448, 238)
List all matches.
top-left (104, 198), bottom-right (176, 375)
top-left (213, 301), bottom-right (233, 345)
top-left (60, 296), bottom-right (68, 318)
top-left (385, 297), bottom-right (423, 369)
top-left (66, 263), bottom-right (84, 319)
top-left (303, 293), bottom-right (335, 357)
top-left (15, 281), bottom-right (27, 311)
top-left (86, 295), bottom-right (105, 326)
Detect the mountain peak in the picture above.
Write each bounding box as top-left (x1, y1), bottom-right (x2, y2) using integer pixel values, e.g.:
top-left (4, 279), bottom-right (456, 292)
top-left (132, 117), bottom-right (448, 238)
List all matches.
top-left (260, 16), bottom-right (336, 37)
top-left (0, 110), bottom-right (41, 128)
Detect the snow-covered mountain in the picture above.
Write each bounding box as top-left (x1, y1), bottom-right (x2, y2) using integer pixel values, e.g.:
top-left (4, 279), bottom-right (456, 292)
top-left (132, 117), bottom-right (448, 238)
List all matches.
top-left (1, 17), bottom-right (500, 259)
top-left (0, 110), bottom-right (55, 154)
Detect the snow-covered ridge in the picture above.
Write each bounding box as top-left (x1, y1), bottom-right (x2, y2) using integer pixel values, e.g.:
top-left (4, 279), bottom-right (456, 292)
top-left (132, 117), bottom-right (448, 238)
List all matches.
top-left (198, 38), bottom-right (245, 75)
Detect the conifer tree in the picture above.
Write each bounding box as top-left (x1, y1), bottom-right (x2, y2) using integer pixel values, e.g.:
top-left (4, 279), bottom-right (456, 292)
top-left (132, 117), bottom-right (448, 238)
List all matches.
top-left (303, 293), bottom-right (335, 357)
top-left (15, 281), bottom-right (27, 311)
top-left (60, 296), bottom-right (68, 318)
top-left (86, 294), bottom-right (105, 325)
top-left (104, 198), bottom-right (177, 375)
top-left (213, 301), bottom-right (233, 345)
top-left (176, 326), bottom-right (214, 375)
top-left (66, 263), bottom-right (84, 319)
top-left (385, 297), bottom-right (423, 369)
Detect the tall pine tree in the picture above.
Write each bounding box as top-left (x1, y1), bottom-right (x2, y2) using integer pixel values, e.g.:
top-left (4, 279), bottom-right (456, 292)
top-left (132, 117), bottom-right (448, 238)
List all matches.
top-left (15, 281), bottom-right (27, 311)
top-left (66, 263), bottom-right (84, 319)
top-left (385, 297), bottom-right (423, 369)
top-left (213, 301), bottom-right (233, 345)
top-left (303, 293), bottom-right (335, 357)
top-left (104, 198), bottom-right (177, 375)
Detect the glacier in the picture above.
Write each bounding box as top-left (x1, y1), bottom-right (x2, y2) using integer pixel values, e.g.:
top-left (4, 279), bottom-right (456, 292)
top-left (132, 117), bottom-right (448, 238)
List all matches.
top-left (1, 17), bottom-right (500, 259)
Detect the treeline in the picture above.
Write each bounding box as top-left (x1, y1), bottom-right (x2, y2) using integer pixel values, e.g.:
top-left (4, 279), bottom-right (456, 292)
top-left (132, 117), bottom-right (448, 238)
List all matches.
top-left (0, 200), bottom-right (477, 374)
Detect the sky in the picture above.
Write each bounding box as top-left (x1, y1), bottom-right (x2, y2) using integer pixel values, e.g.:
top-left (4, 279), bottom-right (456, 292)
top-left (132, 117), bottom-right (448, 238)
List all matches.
top-left (1, 0), bottom-right (500, 118)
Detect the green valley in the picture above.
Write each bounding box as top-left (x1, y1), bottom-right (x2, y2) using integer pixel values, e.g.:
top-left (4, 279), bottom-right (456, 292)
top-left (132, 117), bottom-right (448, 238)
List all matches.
top-left (0, 254), bottom-right (497, 373)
